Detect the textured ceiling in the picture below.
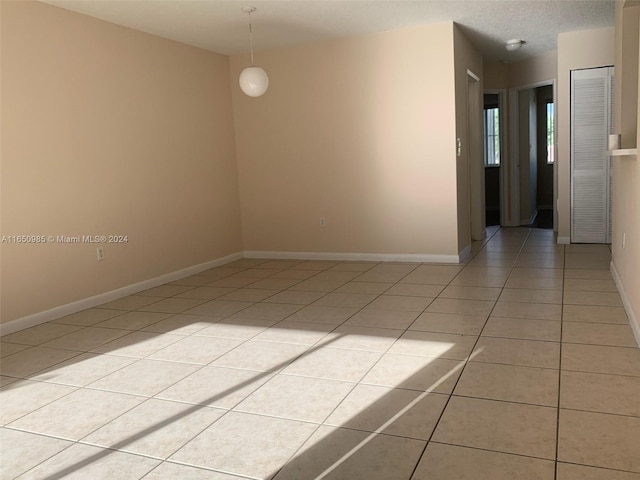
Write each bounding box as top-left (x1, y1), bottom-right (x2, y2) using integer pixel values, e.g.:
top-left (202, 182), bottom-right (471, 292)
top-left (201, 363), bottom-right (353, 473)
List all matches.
top-left (41, 0), bottom-right (615, 62)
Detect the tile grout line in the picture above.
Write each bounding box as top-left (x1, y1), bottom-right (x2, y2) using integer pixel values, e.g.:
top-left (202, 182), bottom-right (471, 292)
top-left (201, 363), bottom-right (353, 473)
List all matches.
top-left (158, 256), bottom-right (405, 480)
top-left (266, 262), bottom-right (439, 479)
top-left (10, 334), bottom-right (354, 479)
top-left (406, 226), bottom-right (519, 479)
top-left (266, 236), bottom-right (495, 479)
top-left (1, 261), bottom-right (349, 479)
top-left (553, 237), bottom-right (567, 480)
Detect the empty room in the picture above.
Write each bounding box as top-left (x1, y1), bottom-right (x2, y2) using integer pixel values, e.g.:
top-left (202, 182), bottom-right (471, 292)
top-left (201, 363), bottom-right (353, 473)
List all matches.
top-left (1, 1), bottom-right (639, 479)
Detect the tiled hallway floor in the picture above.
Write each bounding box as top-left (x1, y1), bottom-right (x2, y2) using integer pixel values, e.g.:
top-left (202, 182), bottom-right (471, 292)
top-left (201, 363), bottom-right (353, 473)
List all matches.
top-left (2, 228), bottom-right (640, 479)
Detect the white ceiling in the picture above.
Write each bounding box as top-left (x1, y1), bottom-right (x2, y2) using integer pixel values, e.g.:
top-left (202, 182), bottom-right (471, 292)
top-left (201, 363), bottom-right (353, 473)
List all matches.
top-left (41, 0), bottom-right (615, 62)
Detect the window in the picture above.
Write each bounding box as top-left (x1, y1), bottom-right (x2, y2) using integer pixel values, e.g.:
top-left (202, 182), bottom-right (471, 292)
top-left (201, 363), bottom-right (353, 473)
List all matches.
top-left (484, 107), bottom-right (500, 166)
top-left (546, 102), bottom-right (555, 164)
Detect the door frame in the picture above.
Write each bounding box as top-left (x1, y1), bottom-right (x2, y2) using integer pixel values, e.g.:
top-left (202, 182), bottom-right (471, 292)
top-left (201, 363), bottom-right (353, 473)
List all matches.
top-left (484, 88), bottom-right (507, 226)
top-left (570, 66), bottom-right (614, 244)
top-left (508, 79), bottom-right (557, 229)
top-left (467, 69), bottom-right (485, 241)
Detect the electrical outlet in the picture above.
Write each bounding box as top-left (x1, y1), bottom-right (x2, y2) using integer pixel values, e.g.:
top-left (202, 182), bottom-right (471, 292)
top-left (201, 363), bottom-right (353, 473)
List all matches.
top-left (622, 232), bottom-right (626, 249)
top-left (97, 247), bottom-right (105, 261)
top-left (320, 217), bottom-right (326, 227)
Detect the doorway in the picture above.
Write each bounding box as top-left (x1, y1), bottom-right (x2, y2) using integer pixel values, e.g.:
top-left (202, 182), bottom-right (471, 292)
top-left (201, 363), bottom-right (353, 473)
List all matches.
top-left (524, 85), bottom-right (555, 229)
top-left (508, 81), bottom-right (556, 229)
top-left (483, 92), bottom-right (503, 227)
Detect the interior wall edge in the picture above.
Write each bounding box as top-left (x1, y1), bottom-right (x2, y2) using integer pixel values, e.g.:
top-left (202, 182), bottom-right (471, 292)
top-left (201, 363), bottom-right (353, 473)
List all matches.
top-left (0, 251), bottom-right (244, 336)
top-left (457, 244), bottom-right (472, 263)
top-left (611, 259), bottom-right (640, 348)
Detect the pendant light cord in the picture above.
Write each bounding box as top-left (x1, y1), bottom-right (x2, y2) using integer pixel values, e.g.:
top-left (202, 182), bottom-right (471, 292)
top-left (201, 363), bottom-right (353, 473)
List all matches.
top-left (248, 11), bottom-right (254, 66)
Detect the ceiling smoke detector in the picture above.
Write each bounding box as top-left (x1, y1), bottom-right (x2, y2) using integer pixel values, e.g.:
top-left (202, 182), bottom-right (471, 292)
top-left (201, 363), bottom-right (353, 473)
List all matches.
top-left (505, 39), bottom-right (524, 52)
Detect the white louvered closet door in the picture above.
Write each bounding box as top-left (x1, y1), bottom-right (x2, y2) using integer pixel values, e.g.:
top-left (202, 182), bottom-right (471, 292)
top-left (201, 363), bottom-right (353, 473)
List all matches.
top-left (571, 67), bottom-right (614, 244)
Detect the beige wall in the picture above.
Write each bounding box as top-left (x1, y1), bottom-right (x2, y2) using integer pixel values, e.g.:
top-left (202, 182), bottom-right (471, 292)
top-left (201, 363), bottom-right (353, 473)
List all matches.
top-left (453, 25), bottom-right (484, 248)
top-left (484, 50), bottom-right (557, 91)
top-left (612, 1), bottom-right (640, 341)
top-left (557, 27), bottom-right (615, 241)
top-left (620, 5), bottom-right (640, 148)
top-left (509, 50), bottom-right (557, 88)
top-left (0, 2), bottom-right (243, 323)
top-left (230, 23), bottom-right (461, 257)
top-left (484, 62), bottom-right (509, 90)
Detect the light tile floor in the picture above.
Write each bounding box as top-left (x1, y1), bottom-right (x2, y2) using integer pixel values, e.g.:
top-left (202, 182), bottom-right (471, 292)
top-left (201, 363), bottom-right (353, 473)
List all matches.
top-left (2, 227), bottom-right (640, 479)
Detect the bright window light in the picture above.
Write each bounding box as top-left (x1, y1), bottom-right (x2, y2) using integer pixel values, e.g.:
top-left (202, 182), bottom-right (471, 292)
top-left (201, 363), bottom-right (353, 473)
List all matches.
top-left (547, 102), bottom-right (554, 164)
top-left (484, 107), bottom-right (500, 166)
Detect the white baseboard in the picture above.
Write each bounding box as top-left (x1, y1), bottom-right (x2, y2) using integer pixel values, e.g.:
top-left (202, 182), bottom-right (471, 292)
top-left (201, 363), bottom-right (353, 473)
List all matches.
top-left (0, 251), bottom-right (244, 336)
top-left (557, 236), bottom-right (570, 245)
top-left (244, 250), bottom-right (462, 264)
top-left (610, 261), bottom-right (640, 348)
top-left (2, 247), bottom-right (474, 336)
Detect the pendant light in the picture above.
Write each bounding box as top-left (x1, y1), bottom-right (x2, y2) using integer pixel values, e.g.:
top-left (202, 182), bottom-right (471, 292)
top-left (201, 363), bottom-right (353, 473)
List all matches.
top-left (239, 6), bottom-right (269, 97)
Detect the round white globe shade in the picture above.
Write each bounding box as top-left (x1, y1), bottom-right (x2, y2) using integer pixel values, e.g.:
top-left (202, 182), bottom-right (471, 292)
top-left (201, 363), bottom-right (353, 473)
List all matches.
top-left (239, 67), bottom-right (269, 97)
